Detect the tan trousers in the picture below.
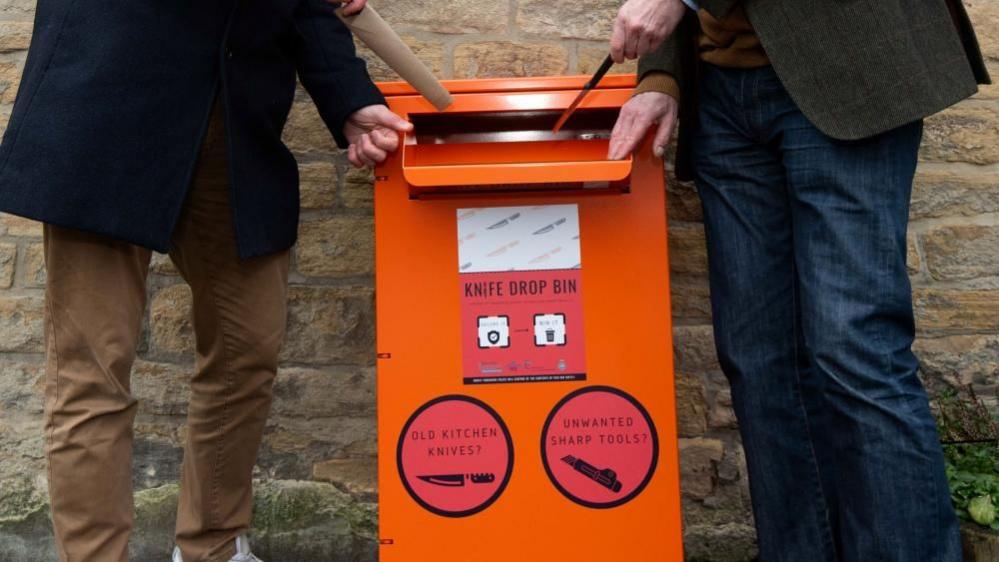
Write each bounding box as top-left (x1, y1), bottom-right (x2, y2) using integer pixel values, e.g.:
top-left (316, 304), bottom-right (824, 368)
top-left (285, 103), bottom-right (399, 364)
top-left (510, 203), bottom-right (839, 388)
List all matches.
top-left (43, 104), bottom-right (290, 562)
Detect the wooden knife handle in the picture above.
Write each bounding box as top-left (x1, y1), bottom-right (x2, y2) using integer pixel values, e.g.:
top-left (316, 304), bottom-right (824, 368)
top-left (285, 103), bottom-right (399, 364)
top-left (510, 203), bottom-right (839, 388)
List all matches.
top-left (336, 6), bottom-right (453, 111)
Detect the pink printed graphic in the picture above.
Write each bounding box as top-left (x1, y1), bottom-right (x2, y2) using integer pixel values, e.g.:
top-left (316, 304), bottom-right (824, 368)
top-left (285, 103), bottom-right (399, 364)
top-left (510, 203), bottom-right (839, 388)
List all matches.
top-left (398, 396), bottom-right (513, 517)
top-left (461, 269), bottom-right (585, 384)
top-left (542, 387), bottom-right (658, 508)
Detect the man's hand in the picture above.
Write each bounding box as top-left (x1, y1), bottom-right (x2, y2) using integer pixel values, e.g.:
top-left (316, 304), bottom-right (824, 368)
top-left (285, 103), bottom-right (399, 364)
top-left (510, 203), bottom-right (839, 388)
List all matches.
top-left (326, 0), bottom-right (366, 16)
top-left (608, 92), bottom-right (678, 160)
top-left (344, 105), bottom-right (413, 169)
top-left (610, 0), bottom-right (686, 63)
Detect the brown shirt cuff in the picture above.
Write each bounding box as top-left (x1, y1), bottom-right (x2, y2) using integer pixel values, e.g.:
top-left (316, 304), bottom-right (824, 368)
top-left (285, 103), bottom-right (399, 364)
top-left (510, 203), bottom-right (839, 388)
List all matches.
top-left (634, 72), bottom-right (680, 102)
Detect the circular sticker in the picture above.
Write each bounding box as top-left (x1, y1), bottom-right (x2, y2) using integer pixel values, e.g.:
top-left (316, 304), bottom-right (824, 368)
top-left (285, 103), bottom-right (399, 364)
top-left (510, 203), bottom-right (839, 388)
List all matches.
top-left (541, 386), bottom-right (658, 509)
top-left (397, 395), bottom-right (514, 517)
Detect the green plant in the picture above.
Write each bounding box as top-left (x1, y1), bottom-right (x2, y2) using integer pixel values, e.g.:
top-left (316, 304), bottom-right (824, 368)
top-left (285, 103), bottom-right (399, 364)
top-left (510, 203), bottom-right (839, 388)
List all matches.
top-left (933, 385), bottom-right (999, 530)
top-left (969, 494), bottom-right (996, 526)
top-left (945, 443), bottom-right (999, 529)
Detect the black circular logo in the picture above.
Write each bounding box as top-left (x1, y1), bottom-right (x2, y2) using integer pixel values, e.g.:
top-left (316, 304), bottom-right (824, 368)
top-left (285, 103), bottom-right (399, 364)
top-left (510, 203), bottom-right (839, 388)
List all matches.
top-left (397, 395), bottom-right (514, 517)
top-left (541, 386), bottom-right (659, 509)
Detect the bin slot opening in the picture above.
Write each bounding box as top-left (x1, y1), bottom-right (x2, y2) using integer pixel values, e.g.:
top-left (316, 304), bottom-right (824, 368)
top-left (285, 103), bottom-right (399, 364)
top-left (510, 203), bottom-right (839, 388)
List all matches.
top-left (400, 107), bottom-right (632, 191)
top-left (410, 108), bottom-right (619, 145)
top-left (406, 108), bottom-right (621, 167)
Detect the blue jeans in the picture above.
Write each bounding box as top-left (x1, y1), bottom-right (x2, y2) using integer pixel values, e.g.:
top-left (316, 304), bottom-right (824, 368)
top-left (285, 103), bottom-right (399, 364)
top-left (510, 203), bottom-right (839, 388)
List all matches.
top-left (692, 64), bottom-right (959, 562)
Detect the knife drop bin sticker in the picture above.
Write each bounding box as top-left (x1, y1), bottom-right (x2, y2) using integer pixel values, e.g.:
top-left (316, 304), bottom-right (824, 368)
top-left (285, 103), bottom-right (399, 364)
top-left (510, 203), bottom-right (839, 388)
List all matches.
top-left (458, 205), bottom-right (586, 385)
top-left (398, 395), bottom-right (513, 517)
top-left (541, 386), bottom-right (658, 508)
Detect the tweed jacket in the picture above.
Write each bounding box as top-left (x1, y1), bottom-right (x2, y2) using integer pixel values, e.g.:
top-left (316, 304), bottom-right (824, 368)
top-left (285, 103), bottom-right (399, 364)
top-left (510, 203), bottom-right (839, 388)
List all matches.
top-left (639, 0), bottom-right (991, 179)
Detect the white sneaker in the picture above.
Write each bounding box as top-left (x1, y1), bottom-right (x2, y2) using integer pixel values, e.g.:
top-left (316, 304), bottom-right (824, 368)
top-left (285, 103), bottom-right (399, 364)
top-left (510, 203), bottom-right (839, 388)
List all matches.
top-left (171, 535), bottom-right (262, 562)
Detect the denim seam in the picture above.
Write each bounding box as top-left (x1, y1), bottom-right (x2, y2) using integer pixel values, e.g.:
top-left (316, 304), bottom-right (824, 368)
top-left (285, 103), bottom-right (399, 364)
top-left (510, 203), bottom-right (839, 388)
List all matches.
top-left (789, 224), bottom-right (837, 562)
top-left (753, 72), bottom-right (763, 142)
top-left (875, 162), bottom-right (892, 560)
top-left (738, 71), bottom-right (751, 135)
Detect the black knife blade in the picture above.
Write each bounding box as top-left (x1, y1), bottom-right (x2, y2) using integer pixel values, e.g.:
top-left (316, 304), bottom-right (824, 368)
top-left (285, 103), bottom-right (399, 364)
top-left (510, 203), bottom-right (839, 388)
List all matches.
top-left (553, 55), bottom-right (615, 133)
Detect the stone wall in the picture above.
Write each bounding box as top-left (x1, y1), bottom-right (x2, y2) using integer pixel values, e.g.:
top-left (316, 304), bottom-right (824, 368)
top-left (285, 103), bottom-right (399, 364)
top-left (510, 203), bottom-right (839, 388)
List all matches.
top-left (1, 1), bottom-right (997, 561)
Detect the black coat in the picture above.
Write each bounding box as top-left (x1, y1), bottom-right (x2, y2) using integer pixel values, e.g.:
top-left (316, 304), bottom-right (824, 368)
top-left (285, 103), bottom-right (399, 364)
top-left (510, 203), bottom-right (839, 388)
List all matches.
top-left (0, 0), bottom-right (384, 258)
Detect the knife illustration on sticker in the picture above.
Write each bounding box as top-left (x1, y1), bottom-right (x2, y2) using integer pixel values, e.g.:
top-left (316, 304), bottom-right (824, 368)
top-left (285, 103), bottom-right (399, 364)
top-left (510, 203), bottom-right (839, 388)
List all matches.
top-left (487, 213), bottom-right (521, 230)
top-left (561, 455), bottom-right (623, 493)
top-left (416, 473), bottom-right (497, 487)
top-left (532, 218), bottom-right (567, 235)
top-left (486, 240), bottom-right (519, 257)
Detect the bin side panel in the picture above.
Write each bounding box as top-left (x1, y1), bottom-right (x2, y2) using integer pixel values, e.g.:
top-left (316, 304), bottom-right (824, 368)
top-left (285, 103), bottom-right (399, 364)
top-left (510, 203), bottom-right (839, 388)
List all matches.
top-left (375, 90), bottom-right (682, 562)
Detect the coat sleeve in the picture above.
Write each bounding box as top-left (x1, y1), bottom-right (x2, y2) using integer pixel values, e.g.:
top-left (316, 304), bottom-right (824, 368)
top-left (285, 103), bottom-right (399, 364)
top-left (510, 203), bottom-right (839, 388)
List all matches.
top-left (293, 0), bottom-right (387, 148)
top-left (637, 9), bottom-right (698, 89)
top-left (637, 33), bottom-right (682, 82)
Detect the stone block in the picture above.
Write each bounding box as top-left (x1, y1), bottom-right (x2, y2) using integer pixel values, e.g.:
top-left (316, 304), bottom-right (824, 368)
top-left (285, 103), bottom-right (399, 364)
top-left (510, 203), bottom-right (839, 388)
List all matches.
top-left (0, 214), bottom-right (41, 237)
top-left (0, 57), bottom-right (20, 104)
top-left (673, 324), bottom-right (719, 373)
top-left (149, 284), bottom-right (194, 357)
top-left (921, 224), bottom-right (999, 282)
top-left (668, 222), bottom-right (708, 276)
top-left (914, 288), bottom-right (999, 331)
top-left (357, 35), bottom-right (444, 82)
top-left (0, 295), bottom-right (43, 353)
top-left (518, 0), bottom-right (620, 40)
top-left (373, 0), bottom-right (507, 34)
top-left (296, 216), bottom-right (374, 278)
top-left (921, 104), bottom-right (999, 165)
top-left (0, 22), bottom-right (32, 53)
top-left (313, 456), bottom-right (377, 498)
top-left (675, 373), bottom-right (708, 437)
top-left (0, 242), bottom-right (14, 289)
top-left (281, 286), bottom-right (375, 365)
top-left (299, 160), bottom-right (338, 210)
top-left (912, 169), bottom-right (999, 219)
top-left (20, 242), bottom-right (44, 287)
top-left (342, 166), bottom-right (374, 210)
top-left (679, 437), bottom-right (724, 500)
top-left (454, 41), bottom-right (569, 78)
top-left (915, 334), bottom-right (999, 388)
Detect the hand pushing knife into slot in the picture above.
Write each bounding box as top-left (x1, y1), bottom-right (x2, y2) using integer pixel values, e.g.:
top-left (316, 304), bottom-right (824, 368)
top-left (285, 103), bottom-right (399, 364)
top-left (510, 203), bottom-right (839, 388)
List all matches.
top-left (552, 55), bottom-right (615, 134)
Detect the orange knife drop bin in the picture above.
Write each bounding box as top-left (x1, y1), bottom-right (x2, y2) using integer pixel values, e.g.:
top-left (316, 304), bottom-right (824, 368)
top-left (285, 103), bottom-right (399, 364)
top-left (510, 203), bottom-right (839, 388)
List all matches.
top-left (375, 75), bottom-right (684, 561)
